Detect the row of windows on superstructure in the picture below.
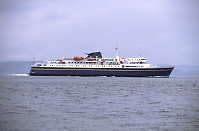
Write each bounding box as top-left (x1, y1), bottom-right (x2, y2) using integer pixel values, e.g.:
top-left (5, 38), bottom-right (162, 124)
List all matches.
top-left (68, 62), bottom-right (115, 64)
top-left (47, 65), bottom-right (120, 67)
top-left (50, 62), bottom-right (61, 64)
top-left (130, 62), bottom-right (146, 64)
top-left (68, 62), bottom-right (96, 64)
top-left (68, 61), bottom-right (120, 64)
top-left (102, 59), bottom-right (114, 61)
top-left (46, 65), bottom-right (144, 68)
top-left (77, 65), bottom-right (120, 67)
top-left (127, 59), bottom-right (146, 61)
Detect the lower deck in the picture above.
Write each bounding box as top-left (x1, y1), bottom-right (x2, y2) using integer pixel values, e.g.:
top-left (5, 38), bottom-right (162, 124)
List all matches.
top-left (30, 67), bottom-right (174, 77)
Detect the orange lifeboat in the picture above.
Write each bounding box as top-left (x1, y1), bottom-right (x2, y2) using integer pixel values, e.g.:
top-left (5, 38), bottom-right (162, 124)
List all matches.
top-left (74, 56), bottom-right (84, 60)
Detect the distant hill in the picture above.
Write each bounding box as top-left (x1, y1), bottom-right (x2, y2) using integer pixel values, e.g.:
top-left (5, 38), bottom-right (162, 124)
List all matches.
top-left (0, 61), bottom-right (37, 74)
top-left (157, 64), bottom-right (199, 76)
top-left (0, 61), bottom-right (199, 76)
top-left (171, 65), bottom-right (199, 77)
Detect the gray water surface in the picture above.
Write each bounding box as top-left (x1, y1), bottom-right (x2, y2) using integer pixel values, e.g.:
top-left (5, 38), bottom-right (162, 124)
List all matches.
top-left (0, 75), bottom-right (199, 130)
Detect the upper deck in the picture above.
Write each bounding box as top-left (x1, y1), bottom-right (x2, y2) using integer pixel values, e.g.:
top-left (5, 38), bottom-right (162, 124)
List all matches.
top-left (32, 56), bottom-right (151, 69)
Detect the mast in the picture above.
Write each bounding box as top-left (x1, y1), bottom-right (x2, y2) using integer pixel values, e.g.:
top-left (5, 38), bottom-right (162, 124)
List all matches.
top-left (115, 45), bottom-right (120, 63)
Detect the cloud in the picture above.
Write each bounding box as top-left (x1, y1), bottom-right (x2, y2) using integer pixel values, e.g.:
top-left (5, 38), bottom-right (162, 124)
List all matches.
top-left (0, 0), bottom-right (199, 65)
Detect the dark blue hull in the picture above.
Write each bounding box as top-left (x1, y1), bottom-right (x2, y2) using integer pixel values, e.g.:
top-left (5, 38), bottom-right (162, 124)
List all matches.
top-left (29, 67), bottom-right (174, 77)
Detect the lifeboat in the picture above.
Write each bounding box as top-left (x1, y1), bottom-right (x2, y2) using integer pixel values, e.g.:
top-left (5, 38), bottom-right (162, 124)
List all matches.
top-left (74, 56), bottom-right (84, 60)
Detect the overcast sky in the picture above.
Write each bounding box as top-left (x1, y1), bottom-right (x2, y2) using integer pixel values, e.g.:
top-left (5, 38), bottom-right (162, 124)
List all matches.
top-left (0, 0), bottom-right (198, 65)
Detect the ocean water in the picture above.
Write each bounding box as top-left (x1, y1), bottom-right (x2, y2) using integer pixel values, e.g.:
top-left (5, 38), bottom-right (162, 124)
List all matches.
top-left (0, 75), bottom-right (199, 131)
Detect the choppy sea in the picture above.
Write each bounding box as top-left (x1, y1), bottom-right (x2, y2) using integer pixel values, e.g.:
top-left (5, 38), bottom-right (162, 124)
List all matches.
top-left (0, 75), bottom-right (199, 131)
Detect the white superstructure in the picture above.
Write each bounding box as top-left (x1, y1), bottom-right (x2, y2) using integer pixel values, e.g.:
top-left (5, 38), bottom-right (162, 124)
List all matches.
top-left (33, 52), bottom-right (152, 69)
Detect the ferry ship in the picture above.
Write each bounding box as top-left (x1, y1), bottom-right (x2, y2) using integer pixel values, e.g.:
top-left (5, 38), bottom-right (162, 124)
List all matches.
top-left (29, 49), bottom-right (174, 77)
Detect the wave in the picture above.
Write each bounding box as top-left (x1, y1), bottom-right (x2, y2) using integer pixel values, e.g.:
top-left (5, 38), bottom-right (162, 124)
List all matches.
top-left (10, 74), bottom-right (29, 76)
